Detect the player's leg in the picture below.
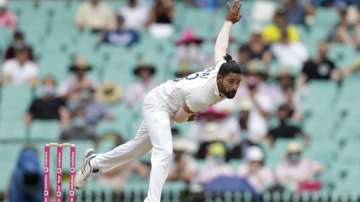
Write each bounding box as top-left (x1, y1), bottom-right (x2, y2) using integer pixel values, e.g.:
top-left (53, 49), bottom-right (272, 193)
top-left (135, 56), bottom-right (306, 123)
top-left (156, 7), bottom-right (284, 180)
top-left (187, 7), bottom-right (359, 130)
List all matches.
top-left (75, 121), bottom-right (152, 189)
top-left (143, 109), bottom-right (173, 202)
top-left (92, 121), bottom-right (152, 172)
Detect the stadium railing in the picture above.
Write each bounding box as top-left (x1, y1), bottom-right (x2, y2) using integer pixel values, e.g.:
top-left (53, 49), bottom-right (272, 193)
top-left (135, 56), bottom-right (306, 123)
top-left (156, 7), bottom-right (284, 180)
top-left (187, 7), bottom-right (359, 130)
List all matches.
top-left (1, 190), bottom-right (360, 202)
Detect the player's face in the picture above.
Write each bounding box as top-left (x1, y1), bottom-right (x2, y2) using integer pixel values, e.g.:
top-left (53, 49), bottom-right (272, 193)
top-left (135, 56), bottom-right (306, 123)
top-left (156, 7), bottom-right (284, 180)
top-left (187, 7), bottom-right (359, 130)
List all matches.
top-left (218, 73), bottom-right (242, 99)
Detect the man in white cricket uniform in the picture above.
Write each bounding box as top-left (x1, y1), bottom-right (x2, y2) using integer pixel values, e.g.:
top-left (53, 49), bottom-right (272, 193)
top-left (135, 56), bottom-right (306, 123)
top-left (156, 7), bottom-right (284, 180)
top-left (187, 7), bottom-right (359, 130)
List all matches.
top-left (75, 1), bottom-right (243, 201)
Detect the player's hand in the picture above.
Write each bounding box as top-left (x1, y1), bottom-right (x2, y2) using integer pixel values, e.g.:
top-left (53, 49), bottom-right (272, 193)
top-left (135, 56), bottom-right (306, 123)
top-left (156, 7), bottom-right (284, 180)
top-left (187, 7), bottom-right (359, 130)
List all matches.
top-left (226, 0), bottom-right (242, 24)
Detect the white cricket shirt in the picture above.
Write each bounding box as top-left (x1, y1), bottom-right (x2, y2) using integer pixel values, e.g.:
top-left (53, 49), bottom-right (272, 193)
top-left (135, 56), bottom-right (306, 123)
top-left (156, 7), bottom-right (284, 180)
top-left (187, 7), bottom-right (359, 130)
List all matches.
top-left (2, 59), bottom-right (38, 84)
top-left (153, 60), bottom-right (226, 114)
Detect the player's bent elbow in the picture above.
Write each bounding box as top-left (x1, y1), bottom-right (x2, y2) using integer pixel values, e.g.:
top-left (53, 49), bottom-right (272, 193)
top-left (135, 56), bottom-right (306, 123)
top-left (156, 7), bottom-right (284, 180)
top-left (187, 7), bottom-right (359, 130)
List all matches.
top-left (173, 106), bottom-right (193, 123)
top-left (173, 115), bottom-right (188, 123)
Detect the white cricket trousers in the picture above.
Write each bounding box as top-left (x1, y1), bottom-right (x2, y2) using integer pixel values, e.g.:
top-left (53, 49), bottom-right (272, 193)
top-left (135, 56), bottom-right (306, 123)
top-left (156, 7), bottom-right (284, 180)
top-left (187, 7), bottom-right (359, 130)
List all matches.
top-left (92, 91), bottom-right (173, 202)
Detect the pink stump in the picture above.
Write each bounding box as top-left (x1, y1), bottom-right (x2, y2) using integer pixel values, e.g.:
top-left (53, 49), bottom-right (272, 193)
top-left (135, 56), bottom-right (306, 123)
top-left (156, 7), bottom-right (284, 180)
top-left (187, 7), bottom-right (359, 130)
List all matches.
top-left (69, 145), bottom-right (76, 202)
top-left (56, 146), bottom-right (63, 202)
top-left (44, 144), bottom-right (50, 202)
top-left (44, 143), bottom-right (76, 202)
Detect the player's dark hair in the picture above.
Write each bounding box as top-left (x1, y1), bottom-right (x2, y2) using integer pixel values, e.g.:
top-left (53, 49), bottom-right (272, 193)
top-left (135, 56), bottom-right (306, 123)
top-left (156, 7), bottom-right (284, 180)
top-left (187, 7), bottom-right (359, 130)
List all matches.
top-left (218, 54), bottom-right (243, 76)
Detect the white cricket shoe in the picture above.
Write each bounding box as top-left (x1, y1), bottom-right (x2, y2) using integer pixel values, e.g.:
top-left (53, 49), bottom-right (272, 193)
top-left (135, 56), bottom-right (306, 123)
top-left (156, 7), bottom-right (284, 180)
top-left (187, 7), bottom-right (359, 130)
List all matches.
top-left (75, 148), bottom-right (97, 190)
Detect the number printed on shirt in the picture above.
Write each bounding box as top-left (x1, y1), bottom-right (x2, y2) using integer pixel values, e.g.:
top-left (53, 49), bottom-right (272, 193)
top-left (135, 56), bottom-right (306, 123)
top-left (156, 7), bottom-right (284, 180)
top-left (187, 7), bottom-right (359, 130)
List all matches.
top-left (173, 67), bottom-right (215, 82)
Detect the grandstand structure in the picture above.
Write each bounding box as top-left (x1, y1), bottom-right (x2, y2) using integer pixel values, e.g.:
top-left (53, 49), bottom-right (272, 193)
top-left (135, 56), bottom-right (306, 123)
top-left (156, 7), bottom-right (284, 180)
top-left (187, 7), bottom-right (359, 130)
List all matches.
top-left (0, 0), bottom-right (359, 201)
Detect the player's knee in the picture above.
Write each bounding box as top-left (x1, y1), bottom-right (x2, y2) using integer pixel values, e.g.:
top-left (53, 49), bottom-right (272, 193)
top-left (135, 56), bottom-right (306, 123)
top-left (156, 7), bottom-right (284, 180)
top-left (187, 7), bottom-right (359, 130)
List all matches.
top-left (153, 146), bottom-right (173, 164)
top-left (159, 146), bottom-right (173, 159)
top-left (162, 148), bottom-right (173, 160)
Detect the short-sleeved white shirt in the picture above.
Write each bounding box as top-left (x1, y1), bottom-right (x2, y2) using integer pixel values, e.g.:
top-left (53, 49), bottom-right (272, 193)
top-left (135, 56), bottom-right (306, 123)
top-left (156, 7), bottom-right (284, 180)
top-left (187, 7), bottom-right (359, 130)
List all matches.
top-left (2, 59), bottom-right (38, 84)
top-left (237, 163), bottom-right (274, 192)
top-left (275, 159), bottom-right (322, 183)
top-left (58, 75), bottom-right (98, 96)
top-left (120, 5), bottom-right (148, 30)
top-left (153, 60), bottom-right (226, 114)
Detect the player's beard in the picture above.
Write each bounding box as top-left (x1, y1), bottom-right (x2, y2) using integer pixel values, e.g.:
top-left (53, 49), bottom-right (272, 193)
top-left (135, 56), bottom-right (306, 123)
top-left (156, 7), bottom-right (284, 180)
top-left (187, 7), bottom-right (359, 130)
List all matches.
top-left (224, 90), bottom-right (236, 98)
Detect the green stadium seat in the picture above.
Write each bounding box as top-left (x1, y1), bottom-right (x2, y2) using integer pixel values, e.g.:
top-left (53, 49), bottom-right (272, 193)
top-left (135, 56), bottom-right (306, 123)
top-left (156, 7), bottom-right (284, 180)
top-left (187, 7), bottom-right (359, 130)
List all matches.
top-left (307, 26), bottom-right (329, 44)
top-left (303, 139), bottom-right (337, 167)
top-left (313, 8), bottom-right (339, 31)
top-left (334, 114), bottom-right (360, 142)
top-left (96, 119), bottom-right (129, 139)
top-left (337, 140), bottom-right (360, 166)
top-left (0, 120), bottom-right (26, 140)
top-left (30, 120), bottom-right (60, 141)
top-left (103, 57), bottom-right (137, 85)
top-left (334, 173), bottom-right (360, 195)
top-left (180, 8), bottom-right (214, 37)
top-left (328, 43), bottom-right (359, 67)
top-left (163, 181), bottom-right (186, 202)
top-left (16, 7), bottom-right (48, 44)
top-left (268, 61), bottom-right (299, 77)
top-left (40, 34), bottom-right (69, 52)
top-left (0, 85), bottom-right (33, 125)
top-left (38, 51), bottom-right (70, 79)
top-left (334, 76), bottom-right (360, 116)
top-left (0, 28), bottom-right (13, 54)
top-left (96, 102), bottom-right (138, 140)
top-left (302, 81), bottom-right (338, 115)
top-left (172, 121), bottom-right (191, 138)
top-left (303, 114), bottom-right (338, 139)
top-left (96, 137), bottom-right (116, 154)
